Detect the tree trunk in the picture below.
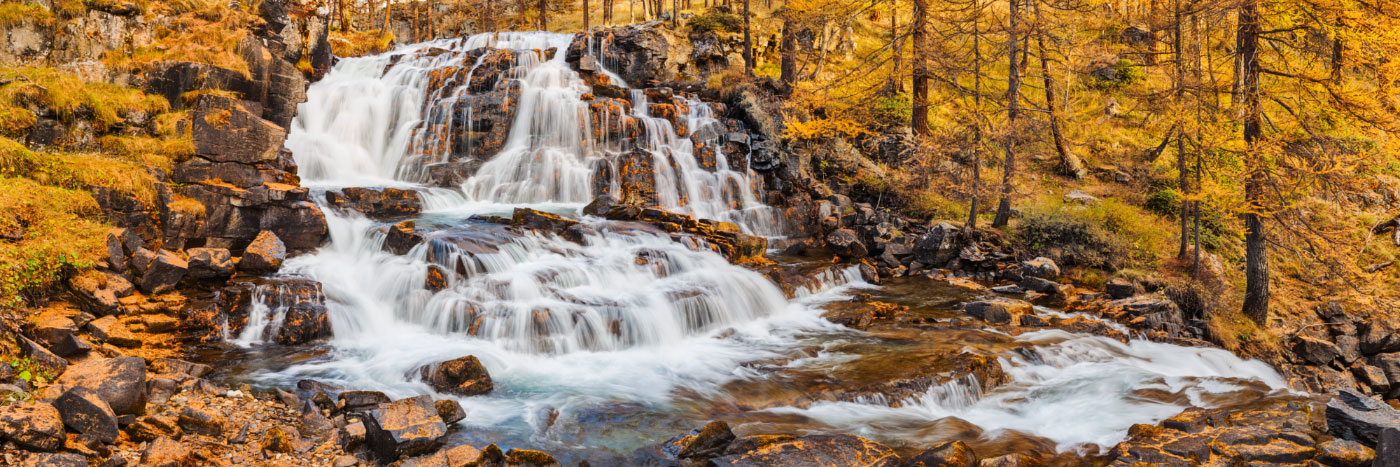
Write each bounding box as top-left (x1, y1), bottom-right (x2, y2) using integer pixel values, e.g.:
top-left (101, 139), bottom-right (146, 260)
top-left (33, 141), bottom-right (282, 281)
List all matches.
top-left (991, 0), bottom-right (1020, 228)
top-left (381, 0), bottom-right (392, 38)
top-left (743, 0), bottom-right (754, 74)
top-left (539, 0), bottom-right (547, 30)
top-left (910, 0), bottom-right (929, 136)
top-left (1032, 1), bottom-right (1084, 179)
top-left (1174, 0), bottom-right (1188, 259)
top-left (968, 0), bottom-right (983, 230)
top-left (781, 16), bottom-right (797, 87)
top-left (1237, 0), bottom-right (1269, 324)
top-left (890, 0), bottom-right (901, 92)
top-left (584, 0), bottom-right (590, 30)
top-left (673, 0), bottom-right (678, 27)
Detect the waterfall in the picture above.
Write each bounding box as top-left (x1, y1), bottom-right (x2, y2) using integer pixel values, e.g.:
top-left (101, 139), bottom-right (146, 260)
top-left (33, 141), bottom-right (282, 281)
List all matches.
top-left (223, 31), bottom-right (1299, 460)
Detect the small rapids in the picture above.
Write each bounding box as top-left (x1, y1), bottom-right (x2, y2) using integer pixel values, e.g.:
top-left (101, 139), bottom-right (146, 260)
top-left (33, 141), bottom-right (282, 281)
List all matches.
top-left (214, 31), bottom-right (1301, 460)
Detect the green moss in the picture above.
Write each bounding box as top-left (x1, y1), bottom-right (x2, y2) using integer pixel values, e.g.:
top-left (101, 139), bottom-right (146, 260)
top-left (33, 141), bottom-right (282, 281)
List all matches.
top-left (689, 11), bottom-right (743, 34)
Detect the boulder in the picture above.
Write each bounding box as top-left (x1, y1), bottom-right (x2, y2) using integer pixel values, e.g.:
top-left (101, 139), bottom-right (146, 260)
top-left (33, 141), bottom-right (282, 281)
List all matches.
top-left (177, 406), bottom-right (226, 437)
top-left (338, 390), bottom-right (392, 413)
top-left (1019, 257), bottom-right (1060, 279)
top-left (385, 220), bottom-right (425, 255)
top-left (825, 229), bottom-right (868, 259)
top-left (962, 298), bottom-right (1032, 325)
top-left (67, 271), bottom-right (126, 315)
top-left (274, 301), bottom-right (332, 345)
top-left (914, 222), bottom-right (960, 267)
top-left (187, 247), bottom-right (235, 279)
top-left (1017, 276), bottom-right (1063, 295)
top-left (126, 414), bottom-right (182, 442)
top-left (17, 336), bottom-right (68, 378)
top-left (978, 454), bottom-right (1042, 467)
top-left (1294, 335), bottom-right (1343, 366)
top-left (141, 436), bottom-right (193, 467)
top-left (0, 402), bottom-right (65, 451)
top-left (138, 249), bottom-right (188, 294)
top-left (17, 453), bottom-right (86, 467)
top-left (363, 395), bottom-right (448, 461)
top-left (29, 309), bottom-right (91, 357)
top-left (53, 386), bottom-right (119, 443)
top-left (434, 399), bottom-right (465, 425)
top-left (239, 230), bottom-right (287, 273)
top-left (87, 315), bottom-right (142, 348)
top-left (707, 434), bottom-right (901, 467)
top-left (1313, 438), bottom-right (1375, 467)
top-left (907, 440), bottom-right (977, 467)
top-left (1327, 390), bottom-right (1400, 446)
top-left (1105, 277), bottom-right (1141, 299)
top-left (420, 355), bottom-right (494, 396)
top-left (53, 356), bottom-right (147, 415)
top-left (663, 421), bottom-right (736, 459)
top-left (1376, 428), bottom-right (1400, 467)
top-left (504, 448), bottom-right (558, 466)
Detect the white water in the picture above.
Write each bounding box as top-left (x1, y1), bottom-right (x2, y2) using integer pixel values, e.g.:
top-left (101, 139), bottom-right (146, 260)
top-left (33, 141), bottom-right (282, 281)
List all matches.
top-left (236, 31), bottom-right (1298, 458)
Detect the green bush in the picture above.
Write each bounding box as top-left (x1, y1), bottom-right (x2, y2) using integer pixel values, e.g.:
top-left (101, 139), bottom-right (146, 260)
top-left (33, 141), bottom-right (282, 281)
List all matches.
top-left (1016, 206), bottom-right (1132, 270)
top-left (1145, 189), bottom-right (1180, 218)
top-left (872, 93), bottom-right (912, 127)
top-left (1089, 59), bottom-right (1146, 89)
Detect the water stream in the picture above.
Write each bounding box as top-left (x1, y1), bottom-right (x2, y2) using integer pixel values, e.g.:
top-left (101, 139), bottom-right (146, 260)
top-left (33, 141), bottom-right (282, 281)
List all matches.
top-left (213, 32), bottom-right (1302, 462)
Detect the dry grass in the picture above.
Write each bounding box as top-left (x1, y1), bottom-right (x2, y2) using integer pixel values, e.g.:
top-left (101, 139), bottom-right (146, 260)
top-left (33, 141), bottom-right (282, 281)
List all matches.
top-left (105, 2), bottom-right (255, 78)
top-left (328, 29), bottom-right (396, 58)
top-left (0, 2), bottom-right (54, 27)
top-left (0, 67), bottom-right (169, 134)
top-left (0, 176), bottom-right (107, 311)
top-left (1, 139), bottom-right (160, 205)
top-left (167, 194), bottom-right (207, 217)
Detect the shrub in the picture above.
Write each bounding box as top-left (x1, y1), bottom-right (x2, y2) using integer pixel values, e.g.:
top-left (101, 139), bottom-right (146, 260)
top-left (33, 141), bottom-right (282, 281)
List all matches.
top-left (1089, 58), bottom-right (1146, 89)
top-left (1015, 198), bottom-right (1169, 270)
top-left (689, 11), bottom-right (743, 34)
top-left (1145, 189), bottom-right (1180, 218)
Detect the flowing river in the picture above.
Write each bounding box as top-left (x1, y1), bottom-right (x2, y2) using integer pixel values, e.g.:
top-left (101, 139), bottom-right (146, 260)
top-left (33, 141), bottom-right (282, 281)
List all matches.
top-left (206, 32), bottom-right (1301, 463)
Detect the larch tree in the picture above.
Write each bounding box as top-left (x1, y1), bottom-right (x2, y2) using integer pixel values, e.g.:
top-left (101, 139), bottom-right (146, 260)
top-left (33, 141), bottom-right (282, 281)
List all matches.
top-left (992, 0), bottom-right (1022, 228)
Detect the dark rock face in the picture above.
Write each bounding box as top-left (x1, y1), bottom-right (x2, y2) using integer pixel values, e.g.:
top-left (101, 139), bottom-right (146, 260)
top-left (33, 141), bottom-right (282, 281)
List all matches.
top-left (29, 309), bottom-right (91, 357)
top-left (274, 301), bottom-right (332, 345)
top-left (566, 25), bottom-right (675, 85)
top-left (0, 402), bottom-right (65, 451)
top-left (434, 399), bottom-right (466, 425)
top-left (707, 434), bottom-right (902, 467)
top-left (963, 298), bottom-right (1032, 325)
top-left (53, 387), bottom-right (120, 443)
top-left (167, 94), bottom-right (327, 253)
top-left (664, 421), bottom-right (736, 459)
top-left (339, 390), bottom-right (392, 413)
top-left (1105, 277), bottom-right (1141, 299)
top-left (420, 355), bottom-right (494, 396)
top-left (1327, 390), bottom-right (1400, 446)
top-left (363, 395), bottom-right (449, 461)
top-left (54, 356), bottom-right (148, 415)
top-left (326, 187), bottom-right (423, 219)
top-left (1376, 428), bottom-right (1400, 467)
top-left (1294, 335), bottom-right (1343, 366)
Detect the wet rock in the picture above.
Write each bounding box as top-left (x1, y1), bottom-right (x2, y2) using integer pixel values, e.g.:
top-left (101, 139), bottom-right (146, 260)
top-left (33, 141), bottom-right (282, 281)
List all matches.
top-left (141, 436), bottom-right (192, 467)
top-left (1017, 276), bottom-right (1064, 296)
top-left (664, 420), bottom-right (736, 459)
top-left (978, 454), bottom-right (1041, 467)
top-left (434, 399), bottom-right (465, 425)
top-left (907, 440), bottom-right (977, 467)
top-left (707, 434), bottom-right (901, 466)
top-left (29, 309), bottom-right (91, 357)
top-left (0, 402), bottom-right (65, 451)
top-left (1314, 438), bottom-right (1374, 467)
top-left (187, 247), bottom-right (235, 279)
top-left (1019, 257), bottom-right (1060, 279)
top-left (177, 406), bottom-right (226, 437)
top-left (1327, 390), bottom-right (1400, 446)
top-left (962, 297), bottom-right (1032, 325)
top-left (326, 187), bottom-right (423, 219)
top-left (1105, 294), bottom-right (1183, 328)
top-left (274, 301), bottom-right (332, 345)
top-left (363, 395), bottom-right (448, 461)
top-left (420, 355), bottom-right (494, 396)
top-left (385, 220), bottom-right (425, 255)
top-left (338, 390), bottom-right (391, 412)
top-left (724, 435), bottom-right (796, 456)
top-left (138, 249), bottom-right (188, 294)
top-left (914, 223), bottom-right (960, 267)
top-left (239, 230), bottom-right (287, 273)
top-left (504, 448), bottom-right (558, 466)
top-left (1294, 335), bottom-right (1343, 366)
top-left (17, 336), bottom-right (68, 378)
top-left (53, 356), bottom-right (147, 415)
top-left (566, 25), bottom-right (676, 85)
top-left (53, 387), bottom-right (119, 444)
top-left (825, 229), bottom-right (868, 259)
top-left (87, 315), bottom-right (142, 348)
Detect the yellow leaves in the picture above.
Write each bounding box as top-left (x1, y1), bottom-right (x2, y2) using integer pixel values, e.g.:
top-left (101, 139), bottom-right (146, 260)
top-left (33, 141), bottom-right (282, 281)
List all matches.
top-left (782, 113), bottom-right (874, 141)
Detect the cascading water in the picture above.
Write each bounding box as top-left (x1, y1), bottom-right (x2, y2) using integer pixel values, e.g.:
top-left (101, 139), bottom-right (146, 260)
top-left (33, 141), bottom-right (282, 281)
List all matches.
top-left (225, 31), bottom-right (1301, 460)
